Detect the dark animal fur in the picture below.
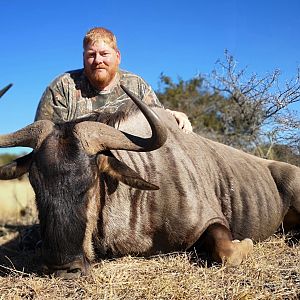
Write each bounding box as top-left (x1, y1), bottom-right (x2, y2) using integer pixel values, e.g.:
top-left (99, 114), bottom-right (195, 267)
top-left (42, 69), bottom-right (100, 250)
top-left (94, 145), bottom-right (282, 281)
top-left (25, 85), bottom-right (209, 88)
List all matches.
top-left (29, 124), bottom-right (97, 266)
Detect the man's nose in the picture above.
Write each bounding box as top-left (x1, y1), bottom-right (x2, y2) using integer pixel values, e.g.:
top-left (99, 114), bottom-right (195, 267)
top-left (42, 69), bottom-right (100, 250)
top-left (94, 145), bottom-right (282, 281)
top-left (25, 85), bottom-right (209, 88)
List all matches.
top-left (94, 53), bottom-right (103, 64)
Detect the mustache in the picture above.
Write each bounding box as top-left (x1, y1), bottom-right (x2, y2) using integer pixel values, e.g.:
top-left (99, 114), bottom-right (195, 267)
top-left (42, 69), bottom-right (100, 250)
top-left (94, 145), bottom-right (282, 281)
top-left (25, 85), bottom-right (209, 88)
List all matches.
top-left (92, 64), bottom-right (107, 70)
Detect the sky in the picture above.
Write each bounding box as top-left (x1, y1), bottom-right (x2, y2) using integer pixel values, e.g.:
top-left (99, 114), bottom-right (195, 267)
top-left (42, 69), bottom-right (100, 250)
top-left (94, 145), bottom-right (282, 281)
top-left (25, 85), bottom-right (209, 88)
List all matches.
top-left (0, 0), bottom-right (300, 154)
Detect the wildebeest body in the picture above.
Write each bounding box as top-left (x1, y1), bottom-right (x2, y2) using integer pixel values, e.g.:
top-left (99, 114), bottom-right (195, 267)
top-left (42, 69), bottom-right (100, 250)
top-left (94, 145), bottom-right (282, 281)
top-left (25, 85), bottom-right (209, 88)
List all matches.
top-left (93, 108), bottom-right (296, 258)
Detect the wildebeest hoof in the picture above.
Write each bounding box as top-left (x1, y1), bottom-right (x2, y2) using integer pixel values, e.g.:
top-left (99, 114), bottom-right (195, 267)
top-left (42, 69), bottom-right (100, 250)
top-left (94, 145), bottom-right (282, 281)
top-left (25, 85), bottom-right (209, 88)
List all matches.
top-left (225, 238), bottom-right (254, 267)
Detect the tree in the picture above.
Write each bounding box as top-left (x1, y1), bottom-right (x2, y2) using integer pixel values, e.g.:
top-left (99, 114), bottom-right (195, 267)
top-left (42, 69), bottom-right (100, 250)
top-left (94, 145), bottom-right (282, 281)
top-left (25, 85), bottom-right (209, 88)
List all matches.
top-left (156, 52), bottom-right (300, 164)
top-left (254, 143), bottom-right (300, 166)
top-left (206, 50), bottom-right (300, 154)
top-left (156, 73), bottom-right (227, 139)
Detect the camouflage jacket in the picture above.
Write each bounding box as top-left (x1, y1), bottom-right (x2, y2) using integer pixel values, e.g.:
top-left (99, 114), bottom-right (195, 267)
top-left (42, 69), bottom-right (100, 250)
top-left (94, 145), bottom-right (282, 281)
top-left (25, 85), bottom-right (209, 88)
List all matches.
top-left (35, 69), bottom-right (163, 123)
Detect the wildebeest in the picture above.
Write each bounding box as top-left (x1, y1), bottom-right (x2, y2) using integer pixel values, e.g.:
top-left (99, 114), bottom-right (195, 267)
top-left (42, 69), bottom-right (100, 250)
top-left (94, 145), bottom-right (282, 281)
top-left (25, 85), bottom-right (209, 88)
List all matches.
top-left (0, 84), bottom-right (13, 98)
top-left (0, 85), bottom-right (299, 278)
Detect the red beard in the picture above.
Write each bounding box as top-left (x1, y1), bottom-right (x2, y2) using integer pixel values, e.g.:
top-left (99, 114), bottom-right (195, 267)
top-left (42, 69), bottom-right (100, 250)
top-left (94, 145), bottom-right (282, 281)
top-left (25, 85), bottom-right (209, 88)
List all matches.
top-left (84, 63), bottom-right (118, 90)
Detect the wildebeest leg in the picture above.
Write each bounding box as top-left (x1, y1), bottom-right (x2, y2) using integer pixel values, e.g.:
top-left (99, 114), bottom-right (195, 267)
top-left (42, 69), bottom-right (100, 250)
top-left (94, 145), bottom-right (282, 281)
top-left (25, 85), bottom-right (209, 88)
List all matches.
top-left (283, 208), bottom-right (300, 232)
top-left (269, 163), bottom-right (300, 233)
top-left (203, 223), bottom-right (253, 266)
top-left (282, 167), bottom-right (300, 232)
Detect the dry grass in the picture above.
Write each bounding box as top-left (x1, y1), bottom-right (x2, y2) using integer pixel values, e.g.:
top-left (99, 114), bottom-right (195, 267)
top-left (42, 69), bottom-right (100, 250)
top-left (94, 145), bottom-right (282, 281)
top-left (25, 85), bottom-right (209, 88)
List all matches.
top-left (0, 221), bottom-right (299, 300)
top-left (0, 177), bottom-right (36, 222)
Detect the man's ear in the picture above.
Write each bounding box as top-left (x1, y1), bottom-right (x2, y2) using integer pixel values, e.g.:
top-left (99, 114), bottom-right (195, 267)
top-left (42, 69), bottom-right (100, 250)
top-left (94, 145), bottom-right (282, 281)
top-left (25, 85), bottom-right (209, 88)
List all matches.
top-left (116, 49), bottom-right (121, 64)
top-left (97, 154), bottom-right (159, 190)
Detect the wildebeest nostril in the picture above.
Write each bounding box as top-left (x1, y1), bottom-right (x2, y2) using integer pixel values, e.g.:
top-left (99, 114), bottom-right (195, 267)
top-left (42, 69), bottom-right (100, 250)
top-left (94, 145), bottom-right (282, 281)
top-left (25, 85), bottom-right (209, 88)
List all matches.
top-left (42, 257), bottom-right (89, 279)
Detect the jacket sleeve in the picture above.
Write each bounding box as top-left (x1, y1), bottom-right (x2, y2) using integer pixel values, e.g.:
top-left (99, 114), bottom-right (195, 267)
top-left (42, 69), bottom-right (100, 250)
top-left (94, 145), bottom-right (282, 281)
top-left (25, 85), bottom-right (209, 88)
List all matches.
top-left (137, 77), bottom-right (164, 108)
top-left (34, 77), bottom-right (70, 123)
top-left (141, 86), bottom-right (164, 108)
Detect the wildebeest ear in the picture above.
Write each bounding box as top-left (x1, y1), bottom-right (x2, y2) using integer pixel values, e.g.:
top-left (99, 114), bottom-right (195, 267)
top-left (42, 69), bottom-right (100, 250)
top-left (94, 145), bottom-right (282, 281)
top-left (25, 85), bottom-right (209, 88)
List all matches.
top-left (97, 155), bottom-right (159, 190)
top-left (0, 152), bottom-right (33, 180)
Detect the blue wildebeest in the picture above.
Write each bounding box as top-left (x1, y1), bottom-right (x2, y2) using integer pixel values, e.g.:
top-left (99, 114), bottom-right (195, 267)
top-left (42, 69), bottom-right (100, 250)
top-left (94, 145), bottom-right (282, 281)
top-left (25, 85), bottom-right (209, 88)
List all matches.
top-left (0, 84), bottom-right (13, 98)
top-left (0, 85), bottom-right (299, 278)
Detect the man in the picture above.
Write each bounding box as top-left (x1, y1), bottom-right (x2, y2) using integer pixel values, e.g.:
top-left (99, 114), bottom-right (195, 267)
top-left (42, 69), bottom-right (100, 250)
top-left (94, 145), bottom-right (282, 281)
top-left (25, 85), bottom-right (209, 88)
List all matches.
top-left (35, 27), bottom-right (192, 131)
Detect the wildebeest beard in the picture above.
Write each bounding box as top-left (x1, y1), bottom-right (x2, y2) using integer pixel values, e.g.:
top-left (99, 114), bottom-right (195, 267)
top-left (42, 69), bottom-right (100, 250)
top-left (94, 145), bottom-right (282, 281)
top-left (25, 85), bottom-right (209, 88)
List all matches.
top-left (28, 123), bottom-right (98, 266)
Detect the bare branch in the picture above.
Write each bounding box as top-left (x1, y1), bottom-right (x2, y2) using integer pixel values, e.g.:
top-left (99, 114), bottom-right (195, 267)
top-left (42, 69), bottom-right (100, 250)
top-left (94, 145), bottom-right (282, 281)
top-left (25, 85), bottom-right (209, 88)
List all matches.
top-left (204, 51), bottom-right (300, 151)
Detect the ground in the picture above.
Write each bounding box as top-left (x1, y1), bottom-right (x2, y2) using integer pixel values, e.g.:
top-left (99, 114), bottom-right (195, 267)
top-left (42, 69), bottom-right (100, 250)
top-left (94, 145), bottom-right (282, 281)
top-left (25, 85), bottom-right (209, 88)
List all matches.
top-left (0, 216), bottom-right (299, 299)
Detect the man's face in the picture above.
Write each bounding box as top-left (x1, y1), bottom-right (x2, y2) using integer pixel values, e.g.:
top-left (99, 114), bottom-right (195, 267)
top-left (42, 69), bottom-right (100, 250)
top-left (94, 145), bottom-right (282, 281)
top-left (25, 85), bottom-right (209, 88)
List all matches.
top-left (83, 40), bottom-right (121, 90)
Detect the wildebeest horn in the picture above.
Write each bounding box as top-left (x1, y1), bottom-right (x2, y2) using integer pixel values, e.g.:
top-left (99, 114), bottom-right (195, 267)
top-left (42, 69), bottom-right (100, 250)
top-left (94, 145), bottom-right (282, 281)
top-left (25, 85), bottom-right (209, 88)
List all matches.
top-left (73, 84), bottom-right (167, 154)
top-left (0, 84), bottom-right (13, 98)
top-left (0, 120), bottom-right (54, 179)
top-left (0, 120), bottom-right (55, 149)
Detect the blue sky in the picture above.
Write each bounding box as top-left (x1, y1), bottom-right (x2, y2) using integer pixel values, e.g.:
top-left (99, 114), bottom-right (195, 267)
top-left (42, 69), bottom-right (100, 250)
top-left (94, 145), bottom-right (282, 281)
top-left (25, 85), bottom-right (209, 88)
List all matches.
top-left (1, 0), bottom-right (300, 154)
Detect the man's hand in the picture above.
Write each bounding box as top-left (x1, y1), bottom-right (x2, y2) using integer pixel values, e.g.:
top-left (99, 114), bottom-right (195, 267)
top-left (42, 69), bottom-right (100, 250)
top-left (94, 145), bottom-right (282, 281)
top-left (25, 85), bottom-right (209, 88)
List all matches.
top-left (166, 109), bottom-right (193, 133)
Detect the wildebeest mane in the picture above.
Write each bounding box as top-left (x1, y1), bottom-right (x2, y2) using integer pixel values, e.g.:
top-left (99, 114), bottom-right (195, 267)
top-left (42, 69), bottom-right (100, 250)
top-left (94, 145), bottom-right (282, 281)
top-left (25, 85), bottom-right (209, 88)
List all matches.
top-left (87, 101), bottom-right (157, 128)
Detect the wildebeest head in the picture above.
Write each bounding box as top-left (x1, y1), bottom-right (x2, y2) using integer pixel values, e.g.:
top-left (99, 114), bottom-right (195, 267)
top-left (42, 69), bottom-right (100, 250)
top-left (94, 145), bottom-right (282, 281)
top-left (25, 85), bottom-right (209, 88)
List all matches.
top-left (0, 85), bottom-right (167, 278)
